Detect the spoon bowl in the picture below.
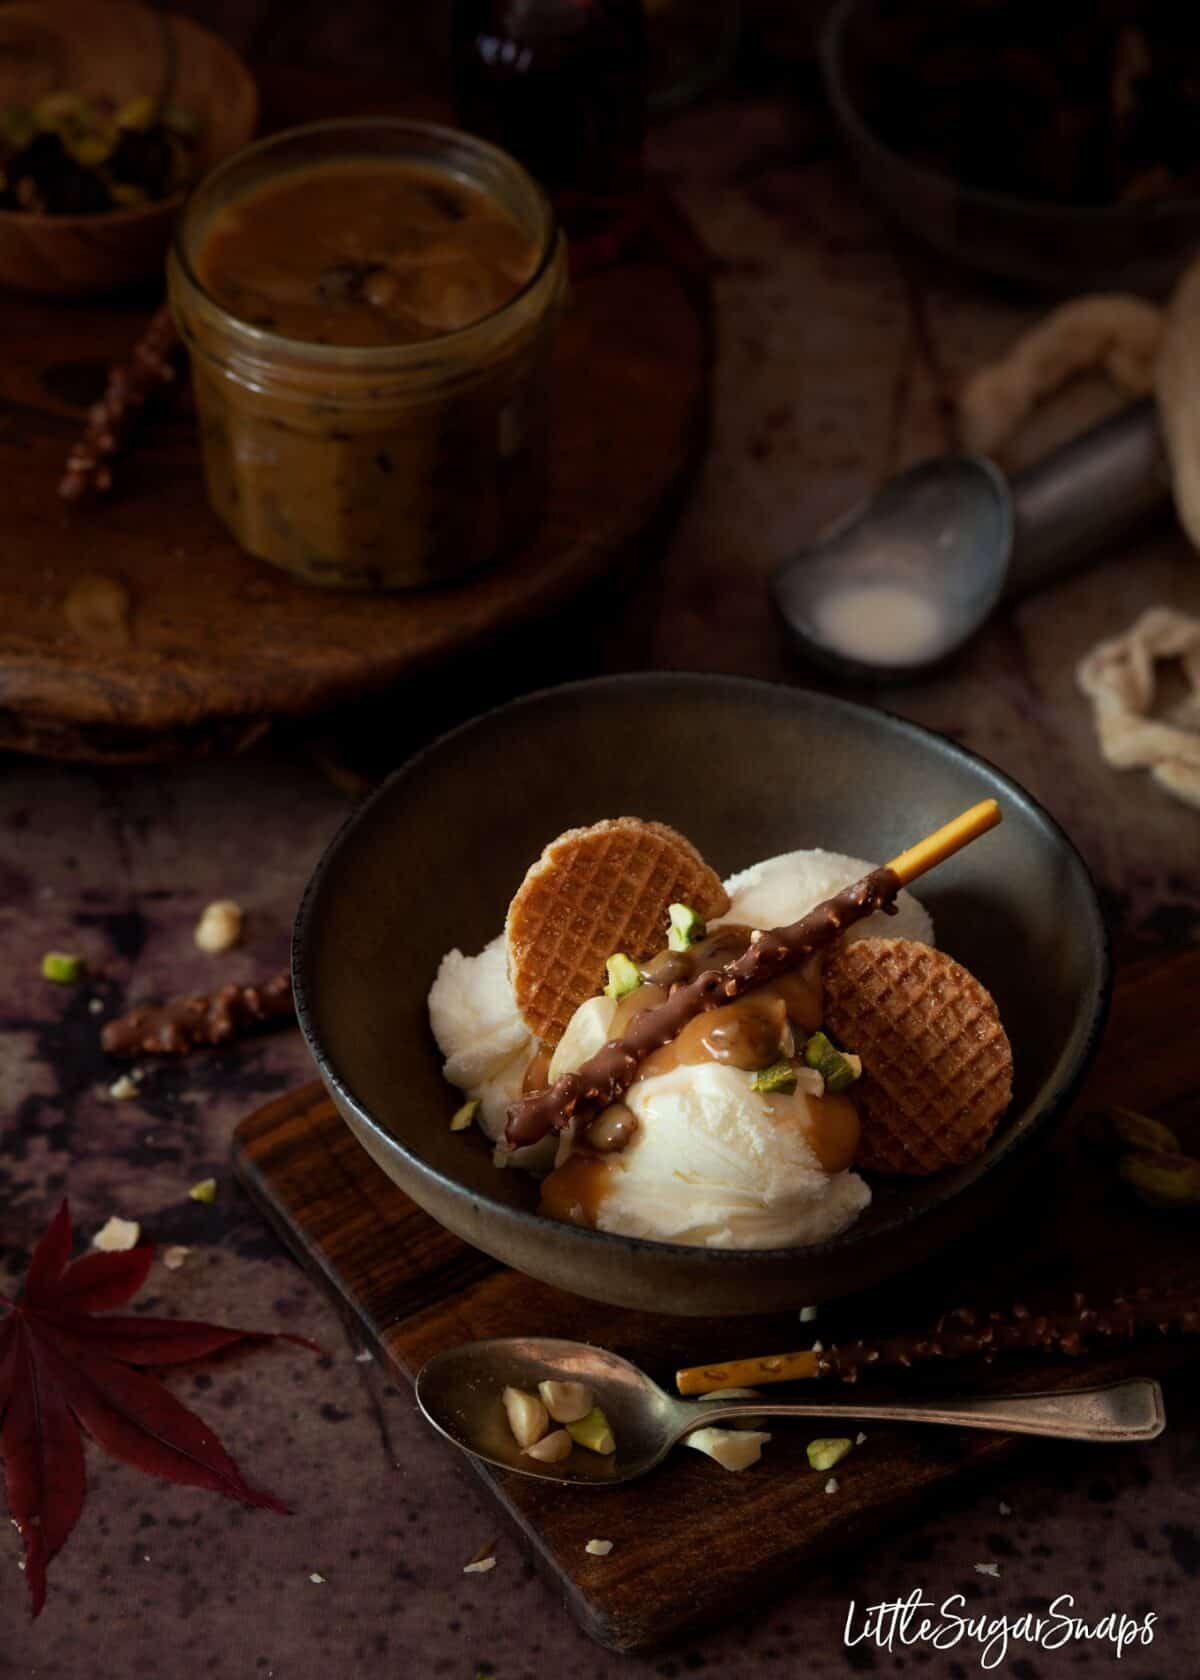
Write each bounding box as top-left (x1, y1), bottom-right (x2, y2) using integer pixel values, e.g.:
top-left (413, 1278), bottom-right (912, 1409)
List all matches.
top-left (772, 454), bottom-right (1012, 682)
top-left (415, 1336), bottom-right (1165, 1486)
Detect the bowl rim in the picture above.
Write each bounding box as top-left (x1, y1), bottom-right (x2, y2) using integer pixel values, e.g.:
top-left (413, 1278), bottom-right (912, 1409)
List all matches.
top-left (0, 4), bottom-right (258, 230)
top-left (293, 671), bottom-right (1112, 1267)
top-left (820, 0), bottom-right (1200, 228)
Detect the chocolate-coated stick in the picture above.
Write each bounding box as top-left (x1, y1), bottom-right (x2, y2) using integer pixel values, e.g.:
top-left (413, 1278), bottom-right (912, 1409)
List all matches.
top-left (505, 801), bottom-right (1001, 1147)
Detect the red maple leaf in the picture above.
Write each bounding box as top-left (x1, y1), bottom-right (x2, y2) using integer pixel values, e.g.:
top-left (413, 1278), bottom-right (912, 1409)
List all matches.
top-left (0, 1200), bottom-right (315, 1617)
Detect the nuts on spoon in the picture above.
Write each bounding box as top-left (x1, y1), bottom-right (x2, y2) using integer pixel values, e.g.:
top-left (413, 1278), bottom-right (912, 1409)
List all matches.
top-left (537, 1380), bottom-right (594, 1423)
top-left (501, 1386), bottom-right (549, 1449)
top-left (524, 1429), bottom-right (572, 1463)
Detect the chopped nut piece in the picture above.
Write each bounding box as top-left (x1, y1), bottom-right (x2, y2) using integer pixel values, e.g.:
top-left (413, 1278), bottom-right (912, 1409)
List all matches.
top-left (1119, 1151), bottom-right (1200, 1208)
top-left (998, 1500), bottom-right (1013, 1517)
top-left (309, 1572), bottom-right (325, 1584)
top-left (584, 1539), bottom-right (614, 1556)
top-left (1109, 1107), bottom-right (1180, 1154)
top-left (88, 997), bottom-right (104, 1015)
top-left (93, 1215), bottom-right (140, 1252)
top-left (462, 1556), bottom-right (496, 1575)
top-left (537, 1380), bottom-right (594, 1423)
top-left (751, 1059), bottom-right (797, 1095)
top-left (803, 1031), bottom-right (862, 1093)
top-left (799, 1304), bottom-right (818, 1323)
top-left (806, 1437), bottom-right (853, 1472)
top-left (188, 1178), bottom-right (217, 1204)
top-left (162, 1245), bottom-right (190, 1270)
top-left (450, 1098), bottom-right (480, 1132)
top-left (824, 1476), bottom-right (839, 1495)
top-left (42, 952), bottom-right (85, 983)
top-left (667, 902), bottom-right (706, 952)
top-left (974, 1562), bottom-right (1001, 1578)
top-left (194, 899), bottom-right (244, 954)
top-left (567, 1406), bottom-right (616, 1455)
top-left (603, 953), bottom-right (642, 1001)
top-left (502, 1386), bottom-right (549, 1450)
top-left (523, 1429), bottom-right (572, 1463)
top-left (855, 1431), bottom-right (867, 1445)
top-left (685, 1427), bottom-right (771, 1471)
top-left (108, 1074), bottom-right (139, 1101)
top-left (696, 1387), bottom-right (761, 1401)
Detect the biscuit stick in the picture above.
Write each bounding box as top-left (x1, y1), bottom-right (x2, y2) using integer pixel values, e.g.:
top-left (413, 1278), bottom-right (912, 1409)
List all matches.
top-left (505, 801), bottom-right (1001, 1147)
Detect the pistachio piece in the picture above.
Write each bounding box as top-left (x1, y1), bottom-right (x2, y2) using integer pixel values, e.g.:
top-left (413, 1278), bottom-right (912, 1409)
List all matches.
top-left (750, 1059), bottom-right (797, 1095)
top-left (1119, 1151), bottom-right (1200, 1209)
top-left (450, 1098), bottom-right (480, 1132)
top-left (523, 1428), bottom-right (572, 1463)
top-left (188, 1178), bottom-right (217, 1204)
top-left (501, 1386), bottom-right (549, 1450)
top-left (603, 953), bottom-right (642, 1001)
top-left (42, 951), bottom-right (85, 983)
top-left (1109, 1106), bottom-right (1180, 1155)
top-left (685, 1427), bottom-right (771, 1471)
top-left (566, 1406), bottom-right (616, 1455)
top-left (803, 1031), bottom-right (862, 1094)
top-left (116, 95), bottom-right (157, 132)
top-left (667, 902), bottom-right (707, 952)
top-left (537, 1379), bottom-right (594, 1423)
top-left (194, 898), bottom-right (243, 953)
top-left (806, 1436), bottom-right (853, 1472)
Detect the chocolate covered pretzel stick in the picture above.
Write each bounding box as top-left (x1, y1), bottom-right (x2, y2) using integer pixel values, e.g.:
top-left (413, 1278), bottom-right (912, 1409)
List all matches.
top-left (506, 866), bottom-right (901, 1145)
top-left (102, 970), bottom-right (293, 1057)
top-left (677, 1288), bottom-right (1200, 1393)
top-left (505, 800), bottom-right (1003, 1148)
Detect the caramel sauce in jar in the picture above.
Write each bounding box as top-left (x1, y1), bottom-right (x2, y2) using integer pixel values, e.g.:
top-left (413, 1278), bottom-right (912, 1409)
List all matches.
top-left (169, 119), bottom-right (566, 590)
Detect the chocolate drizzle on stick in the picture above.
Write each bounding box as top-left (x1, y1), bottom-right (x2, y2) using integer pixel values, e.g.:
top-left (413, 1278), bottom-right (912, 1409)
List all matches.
top-left (505, 865), bottom-right (901, 1147)
top-left (59, 306), bottom-right (181, 503)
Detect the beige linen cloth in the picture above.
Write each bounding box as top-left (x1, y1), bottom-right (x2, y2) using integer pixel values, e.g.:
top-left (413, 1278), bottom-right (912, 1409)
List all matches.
top-left (1076, 606), bottom-right (1200, 810)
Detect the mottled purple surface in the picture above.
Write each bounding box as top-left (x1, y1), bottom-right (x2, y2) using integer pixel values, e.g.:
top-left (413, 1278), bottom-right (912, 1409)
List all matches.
top-left (4, 18), bottom-right (1200, 1675)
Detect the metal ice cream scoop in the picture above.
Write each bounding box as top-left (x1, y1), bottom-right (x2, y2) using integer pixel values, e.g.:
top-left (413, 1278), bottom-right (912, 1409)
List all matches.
top-left (772, 397), bottom-right (1169, 682)
top-left (415, 1336), bottom-right (1165, 1485)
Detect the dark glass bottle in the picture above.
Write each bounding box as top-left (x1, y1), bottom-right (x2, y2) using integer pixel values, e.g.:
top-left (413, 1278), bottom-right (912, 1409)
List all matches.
top-left (452, 0), bottom-right (647, 196)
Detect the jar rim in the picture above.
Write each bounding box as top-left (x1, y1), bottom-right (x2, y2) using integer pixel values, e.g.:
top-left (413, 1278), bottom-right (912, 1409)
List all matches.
top-left (170, 116), bottom-right (564, 368)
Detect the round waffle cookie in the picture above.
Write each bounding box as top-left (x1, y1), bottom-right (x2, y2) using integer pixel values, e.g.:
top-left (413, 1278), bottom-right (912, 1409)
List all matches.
top-left (822, 936), bottom-right (1013, 1175)
top-left (505, 818), bottom-right (730, 1047)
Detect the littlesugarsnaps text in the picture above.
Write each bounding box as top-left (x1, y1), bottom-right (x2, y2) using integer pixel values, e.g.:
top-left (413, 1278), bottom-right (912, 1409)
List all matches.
top-left (844, 1590), bottom-right (1156, 1670)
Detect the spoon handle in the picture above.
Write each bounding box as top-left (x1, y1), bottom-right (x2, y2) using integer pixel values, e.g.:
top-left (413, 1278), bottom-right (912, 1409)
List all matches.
top-left (679, 1377), bottom-right (1164, 1444)
top-left (1005, 397), bottom-right (1168, 601)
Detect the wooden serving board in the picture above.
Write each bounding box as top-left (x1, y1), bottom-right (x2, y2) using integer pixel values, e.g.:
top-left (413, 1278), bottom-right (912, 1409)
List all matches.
top-left (232, 947), bottom-right (1200, 1654)
top-left (0, 151), bottom-right (709, 762)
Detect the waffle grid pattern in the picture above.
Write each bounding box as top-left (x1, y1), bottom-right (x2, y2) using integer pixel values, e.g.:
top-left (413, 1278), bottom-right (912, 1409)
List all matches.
top-left (824, 937), bottom-right (1013, 1175)
top-left (506, 819), bottom-right (729, 1046)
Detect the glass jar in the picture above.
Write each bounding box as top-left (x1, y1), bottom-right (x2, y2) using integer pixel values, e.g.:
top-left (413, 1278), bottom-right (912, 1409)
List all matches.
top-left (168, 119), bottom-right (567, 590)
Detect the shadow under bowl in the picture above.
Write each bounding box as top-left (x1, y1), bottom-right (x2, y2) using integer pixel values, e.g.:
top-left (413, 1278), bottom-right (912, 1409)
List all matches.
top-left (293, 673), bottom-right (1110, 1317)
top-left (820, 0), bottom-right (1200, 296)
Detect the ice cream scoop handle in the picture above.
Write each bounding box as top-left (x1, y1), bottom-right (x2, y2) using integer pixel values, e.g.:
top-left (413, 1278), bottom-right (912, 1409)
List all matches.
top-left (1005, 397), bottom-right (1168, 601)
top-left (677, 1377), bottom-right (1164, 1443)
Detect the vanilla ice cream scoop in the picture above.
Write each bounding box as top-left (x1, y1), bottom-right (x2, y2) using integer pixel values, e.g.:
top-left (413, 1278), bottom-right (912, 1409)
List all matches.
top-left (541, 1061), bottom-right (871, 1248)
top-left (719, 849), bottom-right (934, 948)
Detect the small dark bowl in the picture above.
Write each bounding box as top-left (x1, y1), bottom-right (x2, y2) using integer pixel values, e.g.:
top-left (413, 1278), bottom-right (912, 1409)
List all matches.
top-left (821, 0), bottom-right (1200, 295)
top-left (294, 674), bottom-right (1109, 1317)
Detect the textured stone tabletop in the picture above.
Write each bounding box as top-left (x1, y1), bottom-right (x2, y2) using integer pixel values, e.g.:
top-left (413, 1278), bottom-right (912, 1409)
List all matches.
top-left (4, 36), bottom-right (1200, 1680)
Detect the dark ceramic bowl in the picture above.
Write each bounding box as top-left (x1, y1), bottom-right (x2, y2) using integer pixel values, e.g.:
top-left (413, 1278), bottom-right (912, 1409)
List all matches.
top-left (293, 674), bottom-right (1109, 1317)
top-left (821, 0), bottom-right (1200, 296)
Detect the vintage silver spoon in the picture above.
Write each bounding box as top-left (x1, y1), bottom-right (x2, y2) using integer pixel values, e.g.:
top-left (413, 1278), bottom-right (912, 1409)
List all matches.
top-left (415, 1336), bottom-right (1165, 1485)
top-left (772, 397), bottom-right (1169, 682)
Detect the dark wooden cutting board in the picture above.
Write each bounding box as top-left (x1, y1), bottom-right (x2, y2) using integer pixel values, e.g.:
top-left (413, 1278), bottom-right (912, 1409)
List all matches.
top-left (232, 945), bottom-right (1200, 1653)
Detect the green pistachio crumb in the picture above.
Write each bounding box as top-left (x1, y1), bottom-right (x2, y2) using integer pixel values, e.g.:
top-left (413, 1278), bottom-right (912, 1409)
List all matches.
top-left (667, 902), bottom-right (707, 952)
top-left (567, 1406), bottom-right (616, 1455)
top-left (1109, 1107), bottom-right (1180, 1155)
top-left (188, 1177), bottom-right (217, 1204)
top-left (42, 951), bottom-right (85, 983)
top-left (751, 1059), bottom-right (798, 1094)
top-left (806, 1436), bottom-right (853, 1472)
top-left (450, 1098), bottom-right (481, 1132)
top-left (1118, 1151), bottom-right (1200, 1209)
top-left (804, 1030), bottom-right (862, 1094)
top-left (603, 953), bottom-right (642, 1001)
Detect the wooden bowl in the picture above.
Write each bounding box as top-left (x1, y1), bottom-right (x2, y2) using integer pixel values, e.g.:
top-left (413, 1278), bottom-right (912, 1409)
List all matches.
top-left (0, 0), bottom-right (257, 294)
top-left (293, 674), bottom-right (1111, 1317)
